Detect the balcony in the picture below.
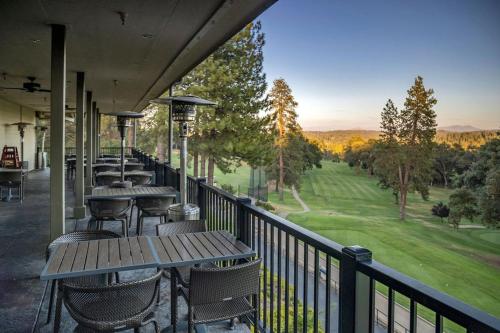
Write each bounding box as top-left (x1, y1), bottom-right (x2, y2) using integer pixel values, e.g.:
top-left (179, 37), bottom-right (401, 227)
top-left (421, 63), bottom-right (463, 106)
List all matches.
top-left (1, 150), bottom-right (499, 332)
top-left (1, 1), bottom-right (499, 332)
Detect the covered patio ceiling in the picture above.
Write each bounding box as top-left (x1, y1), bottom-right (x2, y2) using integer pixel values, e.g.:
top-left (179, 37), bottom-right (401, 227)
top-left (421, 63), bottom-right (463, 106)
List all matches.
top-left (0, 0), bottom-right (276, 115)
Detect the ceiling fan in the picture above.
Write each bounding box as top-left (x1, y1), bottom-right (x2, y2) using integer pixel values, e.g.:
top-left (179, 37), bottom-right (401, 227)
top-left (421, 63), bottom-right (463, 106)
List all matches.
top-left (0, 76), bottom-right (51, 93)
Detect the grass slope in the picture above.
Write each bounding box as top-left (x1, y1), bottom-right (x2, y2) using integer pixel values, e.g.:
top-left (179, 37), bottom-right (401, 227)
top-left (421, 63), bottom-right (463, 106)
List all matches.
top-left (287, 161), bottom-right (500, 318)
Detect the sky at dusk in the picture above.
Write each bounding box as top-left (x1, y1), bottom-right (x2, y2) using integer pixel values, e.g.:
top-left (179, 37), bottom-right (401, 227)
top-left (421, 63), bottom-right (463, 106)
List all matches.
top-left (258, 0), bottom-right (500, 130)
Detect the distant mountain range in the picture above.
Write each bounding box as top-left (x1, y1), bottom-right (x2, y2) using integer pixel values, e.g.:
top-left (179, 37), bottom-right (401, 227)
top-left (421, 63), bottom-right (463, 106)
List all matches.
top-left (438, 125), bottom-right (483, 132)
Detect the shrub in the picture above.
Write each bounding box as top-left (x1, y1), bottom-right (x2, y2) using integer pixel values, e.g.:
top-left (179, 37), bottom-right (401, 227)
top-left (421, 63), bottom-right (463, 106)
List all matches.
top-left (220, 183), bottom-right (236, 195)
top-left (431, 202), bottom-right (450, 222)
top-left (256, 200), bottom-right (275, 211)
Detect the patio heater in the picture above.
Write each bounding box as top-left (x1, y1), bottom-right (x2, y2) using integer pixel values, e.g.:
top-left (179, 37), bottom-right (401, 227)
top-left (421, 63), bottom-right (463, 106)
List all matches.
top-left (35, 126), bottom-right (48, 169)
top-left (107, 111), bottom-right (144, 188)
top-left (10, 121), bottom-right (33, 169)
top-left (151, 96), bottom-right (216, 221)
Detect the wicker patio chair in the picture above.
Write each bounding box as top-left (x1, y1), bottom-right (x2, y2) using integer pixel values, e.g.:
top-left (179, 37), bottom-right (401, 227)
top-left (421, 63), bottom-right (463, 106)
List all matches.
top-left (62, 270), bottom-right (162, 333)
top-left (94, 164), bottom-right (119, 174)
top-left (66, 159), bottom-right (76, 179)
top-left (87, 197), bottom-right (132, 236)
top-left (44, 230), bottom-right (121, 326)
top-left (95, 173), bottom-right (121, 186)
top-left (124, 163), bottom-right (143, 171)
top-left (185, 259), bottom-right (261, 333)
top-left (126, 173), bottom-right (152, 186)
top-left (135, 194), bottom-right (175, 235)
top-left (0, 171), bottom-right (23, 202)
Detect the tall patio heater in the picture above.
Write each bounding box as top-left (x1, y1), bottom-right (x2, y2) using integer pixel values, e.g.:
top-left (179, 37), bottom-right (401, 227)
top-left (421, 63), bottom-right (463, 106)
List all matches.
top-left (151, 96), bottom-right (216, 221)
top-left (107, 111), bottom-right (144, 187)
top-left (35, 126), bottom-right (48, 169)
top-left (10, 121), bottom-right (33, 169)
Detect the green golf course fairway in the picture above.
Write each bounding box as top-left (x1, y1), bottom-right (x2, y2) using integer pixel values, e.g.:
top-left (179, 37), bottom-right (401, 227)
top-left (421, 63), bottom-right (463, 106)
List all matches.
top-left (172, 151), bottom-right (500, 319)
top-left (285, 161), bottom-right (500, 319)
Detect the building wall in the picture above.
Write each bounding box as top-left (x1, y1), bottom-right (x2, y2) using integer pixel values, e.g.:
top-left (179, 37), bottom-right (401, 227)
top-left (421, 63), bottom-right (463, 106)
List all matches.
top-left (0, 97), bottom-right (37, 170)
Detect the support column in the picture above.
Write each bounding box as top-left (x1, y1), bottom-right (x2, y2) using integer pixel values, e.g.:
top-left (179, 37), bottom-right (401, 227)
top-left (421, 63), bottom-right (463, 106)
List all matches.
top-left (91, 102), bottom-right (97, 163)
top-left (96, 108), bottom-right (101, 158)
top-left (49, 24), bottom-right (66, 241)
top-left (74, 72), bottom-right (86, 218)
top-left (167, 85), bottom-right (173, 163)
top-left (85, 92), bottom-right (93, 195)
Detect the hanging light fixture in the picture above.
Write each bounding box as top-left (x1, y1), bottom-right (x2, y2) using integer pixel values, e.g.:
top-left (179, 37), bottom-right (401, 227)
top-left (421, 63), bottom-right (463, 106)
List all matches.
top-left (150, 95), bottom-right (216, 221)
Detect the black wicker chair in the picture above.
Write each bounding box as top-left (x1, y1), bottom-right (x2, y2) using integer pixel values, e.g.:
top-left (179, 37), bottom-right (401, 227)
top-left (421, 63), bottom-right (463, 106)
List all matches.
top-left (124, 163), bottom-right (144, 171)
top-left (126, 173), bottom-right (152, 186)
top-left (87, 197), bottom-right (132, 236)
top-left (95, 173), bottom-right (122, 186)
top-left (135, 194), bottom-right (175, 235)
top-left (43, 230), bottom-right (121, 327)
top-left (0, 171), bottom-right (23, 202)
top-left (94, 164), bottom-right (119, 174)
top-left (185, 259), bottom-right (261, 333)
top-left (62, 270), bottom-right (162, 333)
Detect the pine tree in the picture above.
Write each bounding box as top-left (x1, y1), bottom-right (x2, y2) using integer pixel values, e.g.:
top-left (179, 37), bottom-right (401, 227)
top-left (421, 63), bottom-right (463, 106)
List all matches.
top-left (375, 76), bottom-right (437, 219)
top-left (179, 22), bottom-right (270, 185)
top-left (268, 78), bottom-right (300, 201)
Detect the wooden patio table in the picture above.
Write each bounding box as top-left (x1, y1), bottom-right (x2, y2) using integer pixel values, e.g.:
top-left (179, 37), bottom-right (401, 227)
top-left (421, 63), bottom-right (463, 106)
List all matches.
top-left (95, 170), bottom-right (153, 178)
top-left (39, 231), bottom-right (255, 331)
top-left (86, 185), bottom-right (176, 200)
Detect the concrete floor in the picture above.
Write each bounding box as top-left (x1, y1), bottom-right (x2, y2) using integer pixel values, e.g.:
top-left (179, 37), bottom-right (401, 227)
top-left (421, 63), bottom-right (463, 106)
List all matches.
top-left (0, 169), bottom-right (249, 333)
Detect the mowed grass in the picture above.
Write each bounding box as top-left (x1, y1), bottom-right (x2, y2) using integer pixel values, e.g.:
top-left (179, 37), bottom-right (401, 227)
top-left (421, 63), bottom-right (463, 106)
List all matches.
top-left (287, 161), bottom-right (500, 318)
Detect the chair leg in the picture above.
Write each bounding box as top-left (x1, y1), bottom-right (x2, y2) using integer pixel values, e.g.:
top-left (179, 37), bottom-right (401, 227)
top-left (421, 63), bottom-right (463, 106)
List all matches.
top-left (188, 306), bottom-right (193, 333)
top-left (136, 212), bottom-right (141, 235)
top-left (45, 279), bottom-right (56, 324)
top-left (153, 320), bottom-right (160, 333)
top-left (170, 269), bottom-right (177, 333)
top-left (122, 219), bottom-right (128, 237)
top-left (53, 283), bottom-right (63, 333)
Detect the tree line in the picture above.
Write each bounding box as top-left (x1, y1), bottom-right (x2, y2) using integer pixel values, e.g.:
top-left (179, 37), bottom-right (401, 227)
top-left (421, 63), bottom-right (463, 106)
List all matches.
top-left (306, 129), bottom-right (498, 155)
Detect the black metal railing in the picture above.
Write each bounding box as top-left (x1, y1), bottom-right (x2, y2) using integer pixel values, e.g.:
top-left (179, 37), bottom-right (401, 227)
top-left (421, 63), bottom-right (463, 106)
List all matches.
top-left (60, 146), bottom-right (133, 158)
top-left (131, 148), bottom-right (500, 333)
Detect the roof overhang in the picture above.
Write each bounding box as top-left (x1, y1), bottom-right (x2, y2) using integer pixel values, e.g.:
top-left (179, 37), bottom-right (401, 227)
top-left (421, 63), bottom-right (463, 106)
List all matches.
top-left (0, 0), bottom-right (277, 115)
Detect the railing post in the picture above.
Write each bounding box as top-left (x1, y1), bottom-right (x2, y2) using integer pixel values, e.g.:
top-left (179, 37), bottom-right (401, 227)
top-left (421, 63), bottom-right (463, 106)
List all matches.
top-left (154, 158), bottom-right (160, 185)
top-left (196, 178), bottom-right (207, 220)
top-left (339, 246), bottom-right (373, 333)
top-left (236, 197), bottom-right (252, 244)
top-left (163, 162), bottom-right (170, 186)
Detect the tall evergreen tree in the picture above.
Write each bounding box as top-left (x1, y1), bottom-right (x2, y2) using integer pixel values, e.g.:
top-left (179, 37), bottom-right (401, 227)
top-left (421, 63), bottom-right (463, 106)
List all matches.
top-left (374, 76), bottom-right (437, 219)
top-left (178, 22), bottom-right (270, 185)
top-left (268, 78), bottom-right (301, 200)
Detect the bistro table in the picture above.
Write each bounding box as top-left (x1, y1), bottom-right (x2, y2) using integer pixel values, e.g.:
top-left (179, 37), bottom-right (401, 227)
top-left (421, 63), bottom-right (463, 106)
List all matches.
top-left (96, 157), bottom-right (122, 163)
top-left (86, 185), bottom-right (176, 199)
top-left (40, 231), bottom-right (255, 331)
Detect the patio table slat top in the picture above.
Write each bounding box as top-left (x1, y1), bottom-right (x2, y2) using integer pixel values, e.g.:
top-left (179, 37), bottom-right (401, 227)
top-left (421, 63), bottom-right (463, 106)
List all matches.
top-left (41, 231), bottom-right (255, 280)
top-left (86, 185), bottom-right (176, 199)
top-left (95, 170), bottom-right (153, 177)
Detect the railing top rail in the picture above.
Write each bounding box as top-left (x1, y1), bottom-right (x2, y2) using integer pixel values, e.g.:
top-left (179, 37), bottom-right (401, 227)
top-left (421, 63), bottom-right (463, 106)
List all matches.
top-left (242, 201), bottom-right (344, 259)
top-left (358, 259), bottom-right (500, 332)
top-left (200, 181), bottom-right (239, 203)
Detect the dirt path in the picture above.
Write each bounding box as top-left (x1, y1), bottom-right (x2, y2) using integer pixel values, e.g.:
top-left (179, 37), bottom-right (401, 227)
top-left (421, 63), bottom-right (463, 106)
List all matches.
top-left (291, 185), bottom-right (311, 213)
